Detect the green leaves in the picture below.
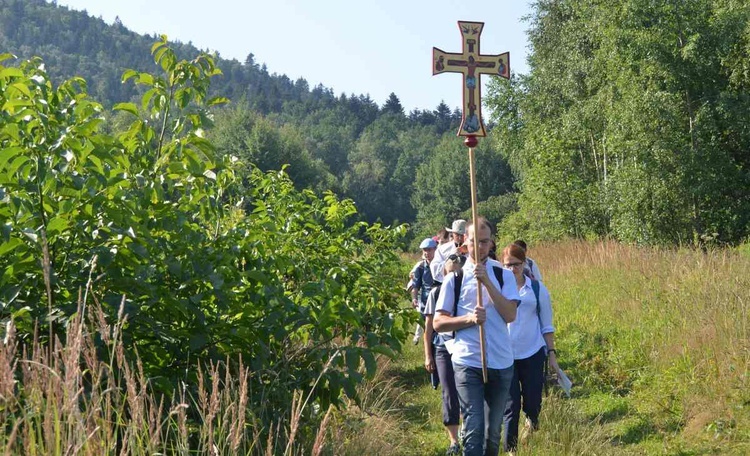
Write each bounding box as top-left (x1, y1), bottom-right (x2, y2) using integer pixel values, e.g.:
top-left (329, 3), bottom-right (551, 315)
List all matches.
top-left (486, 0), bottom-right (750, 246)
top-left (0, 237), bottom-right (23, 256)
top-left (0, 38), bottom-right (409, 423)
top-left (113, 102), bottom-right (138, 116)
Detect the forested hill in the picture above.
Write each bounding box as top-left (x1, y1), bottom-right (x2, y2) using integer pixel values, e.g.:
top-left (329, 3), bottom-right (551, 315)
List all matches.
top-left (17, 1), bottom-right (748, 248)
top-left (0, 0), bottom-right (517, 232)
top-left (0, 0), bottom-right (448, 118)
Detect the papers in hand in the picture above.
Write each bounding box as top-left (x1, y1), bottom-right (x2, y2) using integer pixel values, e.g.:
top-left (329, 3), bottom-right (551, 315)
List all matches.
top-left (554, 366), bottom-right (572, 396)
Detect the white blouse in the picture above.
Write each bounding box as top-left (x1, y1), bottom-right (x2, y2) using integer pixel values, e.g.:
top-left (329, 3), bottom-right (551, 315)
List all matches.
top-left (507, 276), bottom-right (554, 360)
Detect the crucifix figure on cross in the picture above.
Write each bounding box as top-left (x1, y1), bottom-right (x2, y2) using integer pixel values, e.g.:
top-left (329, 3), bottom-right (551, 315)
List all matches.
top-left (433, 21), bottom-right (510, 137)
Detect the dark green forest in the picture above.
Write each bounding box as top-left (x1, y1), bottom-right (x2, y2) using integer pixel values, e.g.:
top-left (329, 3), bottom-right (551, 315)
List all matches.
top-left (2, 0), bottom-right (750, 245)
top-left (0, 0), bottom-right (521, 239)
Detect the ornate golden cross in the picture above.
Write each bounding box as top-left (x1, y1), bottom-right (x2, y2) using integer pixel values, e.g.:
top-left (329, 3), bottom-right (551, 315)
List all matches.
top-left (433, 21), bottom-right (510, 137)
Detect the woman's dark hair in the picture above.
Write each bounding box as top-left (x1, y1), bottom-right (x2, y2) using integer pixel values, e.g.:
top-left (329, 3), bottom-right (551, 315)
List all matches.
top-left (502, 243), bottom-right (527, 262)
top-left (512, 239), bottom-right (527, 251)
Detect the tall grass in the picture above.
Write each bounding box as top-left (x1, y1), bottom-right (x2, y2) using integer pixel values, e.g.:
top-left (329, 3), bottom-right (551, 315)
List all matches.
top-left (0, 294), bottom-right (334, 455)
top-left (532, 240), bottom-right (750, 453)
top-left (356, 241), bottom-right (749, 455)
top-left (3, 241), bottom-right (748, 454)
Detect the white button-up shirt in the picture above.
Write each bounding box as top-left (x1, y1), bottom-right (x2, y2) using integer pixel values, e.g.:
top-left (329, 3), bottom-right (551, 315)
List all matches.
top-left (508, 276), bottom-right (554, 360)
top-left (436, 258), bottom-right (520, 370)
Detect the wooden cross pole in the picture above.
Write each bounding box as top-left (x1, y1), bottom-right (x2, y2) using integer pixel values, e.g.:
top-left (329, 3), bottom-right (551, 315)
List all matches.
top-left (433, 20), bottom-right (510, 383)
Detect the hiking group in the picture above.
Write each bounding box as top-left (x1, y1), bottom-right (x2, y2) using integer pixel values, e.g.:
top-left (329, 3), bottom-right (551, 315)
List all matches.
top-left (407, 218), bottom-right (558, 456)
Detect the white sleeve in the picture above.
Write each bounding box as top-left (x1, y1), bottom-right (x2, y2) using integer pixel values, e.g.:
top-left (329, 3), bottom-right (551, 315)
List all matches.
top-left (499, 268), bottom-right (521, 304)
top-left (423, 287), bottom-right (440, 316)
top-left (435, 272), bottom-right (456, 315)
top-left (538, 282), bottom-right (555, 334)
top-left (431, 245), bottom-right (448, 283)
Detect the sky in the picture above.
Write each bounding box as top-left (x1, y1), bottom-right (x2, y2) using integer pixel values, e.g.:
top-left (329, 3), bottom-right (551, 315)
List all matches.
top-left (56, 0), bottom-right (533, 113)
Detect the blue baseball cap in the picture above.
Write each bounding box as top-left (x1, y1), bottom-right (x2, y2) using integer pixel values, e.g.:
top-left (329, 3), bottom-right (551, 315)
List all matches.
top-left (419, 238), bottom-right (438, 249)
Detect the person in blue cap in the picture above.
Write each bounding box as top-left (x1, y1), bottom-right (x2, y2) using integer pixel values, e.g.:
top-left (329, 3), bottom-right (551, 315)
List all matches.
top-left (409, 237), bottom-right (438, 344)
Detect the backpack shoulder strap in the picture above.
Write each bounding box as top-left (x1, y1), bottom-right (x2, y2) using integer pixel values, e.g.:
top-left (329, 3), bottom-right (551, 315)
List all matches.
top-left (531, 279), bottom-right (541, 321)
top-left (527, 258), bottom-right (537, 280)
top-left (491, 265), bottom-right (505, 289)
top-left (452, 269), bottom-right (463, 317)
top-left (449, 269), bottom-right (464, 340)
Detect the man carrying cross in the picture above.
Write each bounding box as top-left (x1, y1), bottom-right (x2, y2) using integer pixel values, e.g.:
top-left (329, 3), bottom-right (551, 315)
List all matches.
top-left (433, 217), bottom-right (519, 456)
top-left (432, 20), bottom-right (514, 454)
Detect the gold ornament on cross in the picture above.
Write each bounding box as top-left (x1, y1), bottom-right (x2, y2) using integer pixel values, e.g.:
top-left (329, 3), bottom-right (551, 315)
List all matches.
top-left (433, 21), bottom-right (510, 137)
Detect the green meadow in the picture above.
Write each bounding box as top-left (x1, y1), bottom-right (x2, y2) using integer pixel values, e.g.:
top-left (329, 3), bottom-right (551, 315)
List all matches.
top-left (332, 241), bottom-right (750, 455)
top-left (1, 238), bottom-right (748, 454)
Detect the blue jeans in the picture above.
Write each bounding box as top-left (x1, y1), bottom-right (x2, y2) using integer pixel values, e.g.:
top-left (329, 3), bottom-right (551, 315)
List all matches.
top-left (503, 347), bottom-right (546, 451)
top-left (453, 363), bottom-right (514, 456)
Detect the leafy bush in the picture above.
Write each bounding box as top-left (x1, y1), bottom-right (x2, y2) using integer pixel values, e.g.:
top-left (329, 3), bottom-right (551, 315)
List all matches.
top-left (0, 37), bottom-right (410, 424)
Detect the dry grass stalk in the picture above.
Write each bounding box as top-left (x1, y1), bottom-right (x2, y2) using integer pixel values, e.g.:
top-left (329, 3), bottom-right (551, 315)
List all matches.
top-left (284, 389), bottom-right (303, 456)
top-left (265, 421), bottom-right (275, 456)
top-left (311, 404), bottom-right (333, 456)
top-left (0, 320), bottom-right (18, 413)
top-left (2, 283), bottom-right (358, 455)
top-left (231, 357), bottom-right (249, 453)
top-left (62, 300), bottom-right (84, 448)
top-left (4, 417), bottom-right (22, 454)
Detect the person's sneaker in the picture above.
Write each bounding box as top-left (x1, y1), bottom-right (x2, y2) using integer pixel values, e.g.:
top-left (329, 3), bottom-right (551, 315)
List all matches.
top-left (446, 443), bottom-right (460, 456)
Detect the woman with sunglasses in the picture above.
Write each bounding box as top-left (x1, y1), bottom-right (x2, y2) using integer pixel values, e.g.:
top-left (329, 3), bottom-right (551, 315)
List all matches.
top-left (500, 243), bottom-right (558, 453)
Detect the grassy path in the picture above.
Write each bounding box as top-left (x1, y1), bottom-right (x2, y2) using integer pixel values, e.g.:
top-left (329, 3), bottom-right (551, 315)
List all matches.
top-left (381, 334), bottom-right (613, 456)
top-left (344, 242), bottom-right (750, 455)
top-left (384, 339), bottom-right (450, 456)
